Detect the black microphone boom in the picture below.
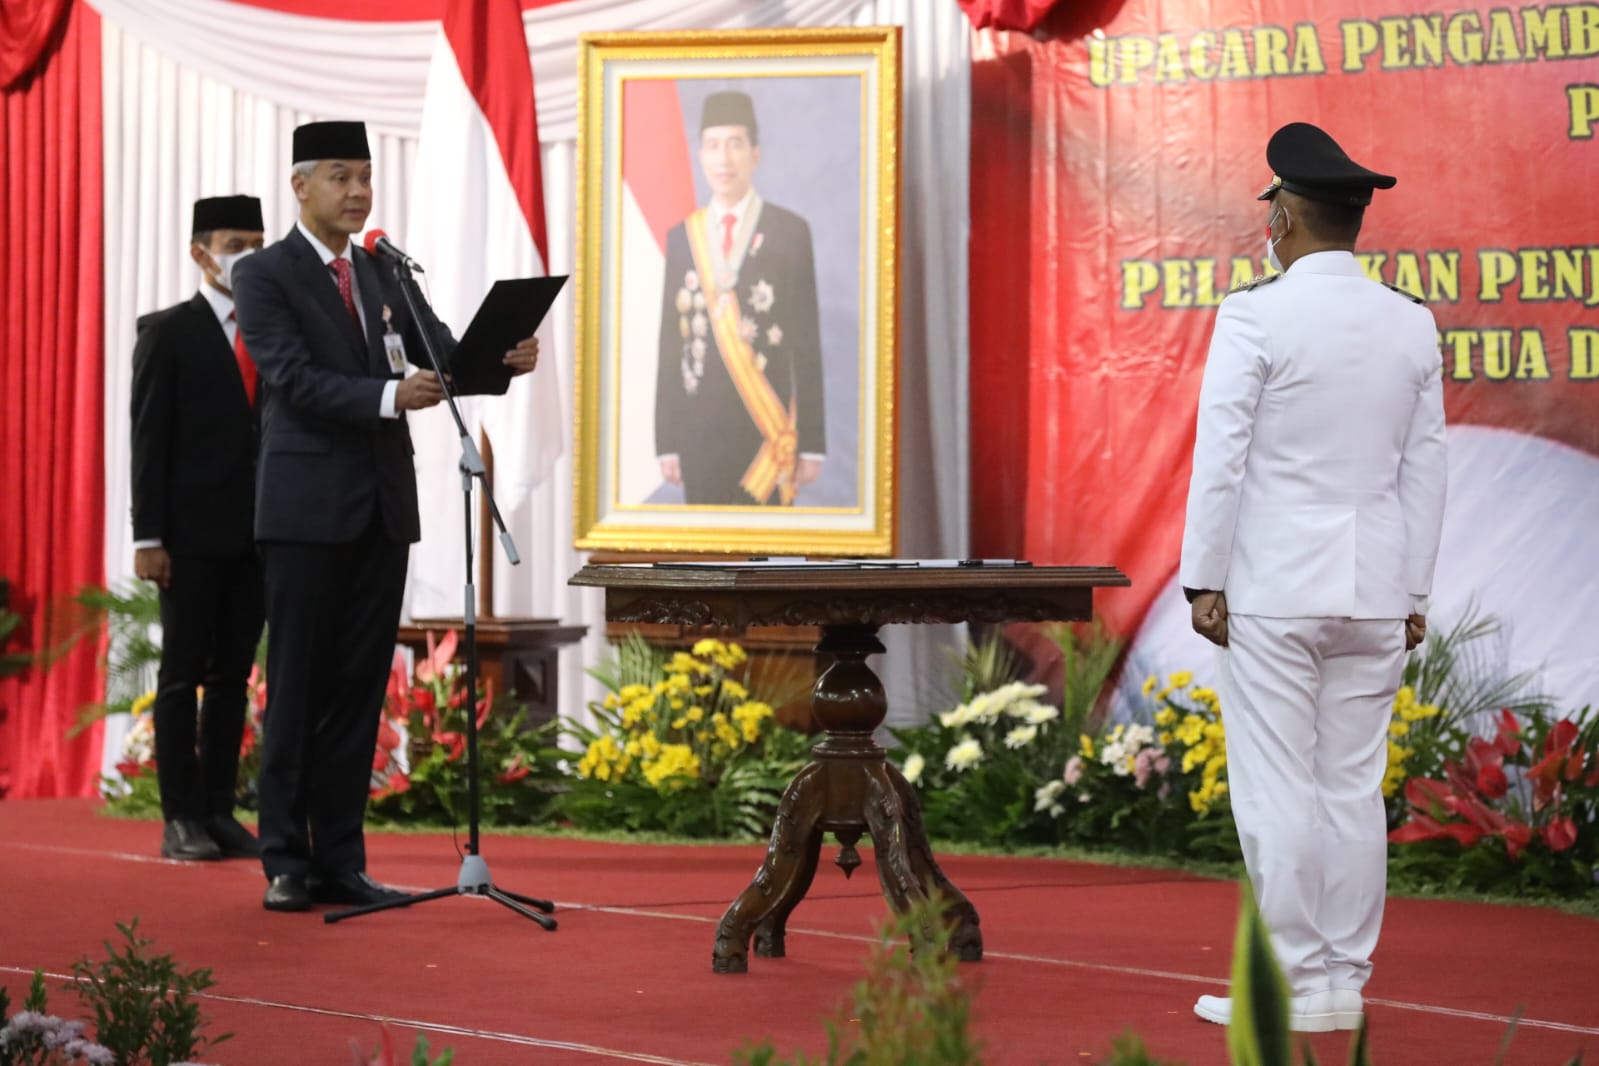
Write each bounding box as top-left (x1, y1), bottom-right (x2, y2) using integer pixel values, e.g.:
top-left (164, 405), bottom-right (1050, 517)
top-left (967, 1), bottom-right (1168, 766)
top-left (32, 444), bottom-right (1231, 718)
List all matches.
top-left (363, 229), bottom-right (425, 273)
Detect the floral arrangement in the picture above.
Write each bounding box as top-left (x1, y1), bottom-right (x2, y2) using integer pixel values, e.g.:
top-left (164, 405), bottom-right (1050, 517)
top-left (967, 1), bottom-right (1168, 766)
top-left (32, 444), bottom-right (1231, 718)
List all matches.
top-left (556, 636), bottom-right (811, 838)
top-left (368, 629), bottom-right (565, 827)
top-left (1389, 707), bottom-right (1599, 894)
top-left (1034, 674), bottom-right (1241, 860)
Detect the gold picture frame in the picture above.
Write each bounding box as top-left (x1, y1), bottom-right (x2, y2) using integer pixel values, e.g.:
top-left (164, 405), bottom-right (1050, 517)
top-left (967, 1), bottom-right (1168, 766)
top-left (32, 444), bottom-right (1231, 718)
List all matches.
top-left (573, 27), bottom-right (901, 555)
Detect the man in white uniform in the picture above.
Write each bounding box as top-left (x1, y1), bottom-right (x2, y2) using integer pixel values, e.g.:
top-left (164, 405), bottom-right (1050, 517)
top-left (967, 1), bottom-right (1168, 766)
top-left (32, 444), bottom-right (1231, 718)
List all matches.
top-left (1179, 122), bottom-right (1448, 1032)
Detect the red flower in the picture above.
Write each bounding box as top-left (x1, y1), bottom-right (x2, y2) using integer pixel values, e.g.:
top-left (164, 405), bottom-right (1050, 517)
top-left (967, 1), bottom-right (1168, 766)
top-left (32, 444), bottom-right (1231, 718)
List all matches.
top-left (370, 772), bottom-right (411, 800)
top-left (1542, 816), bottom-right (1579, 853)
top-left (1475, 764), bottom-right (1509, 799)
top-left (376, 719), bottom-right (402, 753)
top-left (1389, 813), bottom-right (1482, 847)
top-left (1545, 719), bottom-right (1579, 757)
top-left (432, 731), bottom-right (465, 763)
top-left (115, 760), bottom-right (146, 778)
top-left (1565, 744), bottom-right (1587, 783)
top-left (497, 755), bottom-right (530, 784)
top-left (1493, 709), bottom-right (1522, 757)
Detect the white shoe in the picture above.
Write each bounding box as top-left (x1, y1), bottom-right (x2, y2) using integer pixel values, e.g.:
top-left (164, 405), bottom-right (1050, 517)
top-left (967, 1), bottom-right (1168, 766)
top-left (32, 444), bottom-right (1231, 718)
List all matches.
top-left (1193, 989), bottom-right (1339, 1032)
top-left (1330, 988), bottom-right (1364, 1030)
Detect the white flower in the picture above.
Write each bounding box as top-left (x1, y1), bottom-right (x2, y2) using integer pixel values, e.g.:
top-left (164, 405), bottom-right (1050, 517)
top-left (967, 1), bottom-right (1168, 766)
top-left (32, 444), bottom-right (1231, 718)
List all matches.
top-left (691, 313), bottom-right (708, 338)
top-left (938, 704), bottom-right (970, 729)
top-left (749, 279), bottom-right (775, 314)
top-left (945, 736), bottom-right (984, 772)
top-left (685, 269), bottom-right (700, 291)
top-left (766, 324), bottom-right (783, 346)
top-left (675, 288), bottom-right (693, 314)
top-left (1034, 779), bottom-right (1066, 816)
top-left (690, 338), bottom-right (706, 359)
top-left (738, 317), bottom-right (758, 343)
top-left (1004, 725), bottom-right (1039, 749)
top-left (1021, 701), bottom-right (1059, 725)
top-left (902, 752), bottom-right (925, 784)
top-left (694, 292), bottom-right (707, 311)
top-left (967, 691), bottom-right (1002, 724)
top-left (1124, 723), bottom-right (1155, 751)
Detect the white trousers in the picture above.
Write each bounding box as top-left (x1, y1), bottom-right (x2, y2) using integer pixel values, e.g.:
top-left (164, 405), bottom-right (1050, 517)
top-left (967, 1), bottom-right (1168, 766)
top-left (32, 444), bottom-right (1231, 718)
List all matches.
top-left (1214, 614), bottom-right (1406, 995)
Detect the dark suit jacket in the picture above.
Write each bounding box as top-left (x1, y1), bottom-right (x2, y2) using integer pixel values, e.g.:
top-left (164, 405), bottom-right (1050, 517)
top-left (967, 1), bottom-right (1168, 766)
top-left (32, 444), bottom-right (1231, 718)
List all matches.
top-left (654, 202), bottom-right (825, 501)
top-left (129, 292), bottom-right (258, 557)
top-left (233, 227), bottom-right (455, 544)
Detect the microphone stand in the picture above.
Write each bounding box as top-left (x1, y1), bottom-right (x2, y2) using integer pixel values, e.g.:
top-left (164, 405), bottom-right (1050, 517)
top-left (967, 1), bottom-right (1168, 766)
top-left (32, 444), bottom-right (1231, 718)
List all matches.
top-left (325, 255), bottom-right (556, 932)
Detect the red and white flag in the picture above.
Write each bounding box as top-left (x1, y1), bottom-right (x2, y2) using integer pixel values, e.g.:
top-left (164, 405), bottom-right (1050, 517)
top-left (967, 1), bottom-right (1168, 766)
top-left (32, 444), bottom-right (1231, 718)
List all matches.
top-left (406, 0), bottom-right (562, 616)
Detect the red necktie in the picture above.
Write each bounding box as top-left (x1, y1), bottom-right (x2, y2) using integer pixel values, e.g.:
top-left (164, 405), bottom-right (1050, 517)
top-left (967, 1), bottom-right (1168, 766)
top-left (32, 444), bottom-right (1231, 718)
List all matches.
top-left (329, 257), bottom-right (361, 329)
top-left (721, 213), bottom-right (736, 258)
top-left (230, 311), bottom-right (257, 407)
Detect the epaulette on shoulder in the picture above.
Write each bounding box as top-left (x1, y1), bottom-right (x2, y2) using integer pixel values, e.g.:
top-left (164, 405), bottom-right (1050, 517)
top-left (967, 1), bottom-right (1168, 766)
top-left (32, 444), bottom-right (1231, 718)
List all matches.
top-left (1226, 272), bottom-right (1283, 297)
top-left (1382, 281), bottom-right (1426, 305)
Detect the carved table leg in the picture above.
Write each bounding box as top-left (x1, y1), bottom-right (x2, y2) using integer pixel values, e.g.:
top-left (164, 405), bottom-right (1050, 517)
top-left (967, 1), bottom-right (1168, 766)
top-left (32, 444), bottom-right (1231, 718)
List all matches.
top-left (712, 763), bottom-right (826, 974)
top-left (712, 622), bottom-right (983, 971)
top-left (886, 761), bottom-right (984, 961)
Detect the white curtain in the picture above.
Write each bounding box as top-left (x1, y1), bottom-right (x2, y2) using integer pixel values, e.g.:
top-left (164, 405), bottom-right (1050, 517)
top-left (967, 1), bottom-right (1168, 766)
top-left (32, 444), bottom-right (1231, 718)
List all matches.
top-left (94, 0), bottom-right (971, 771)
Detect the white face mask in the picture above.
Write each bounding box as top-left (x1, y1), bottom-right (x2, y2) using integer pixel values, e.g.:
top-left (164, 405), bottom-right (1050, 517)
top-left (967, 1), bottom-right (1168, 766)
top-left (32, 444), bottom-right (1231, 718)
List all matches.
top-left (1265, 207), bottom-right (1289, 273)
top-left (209, 247), bottom-right (256, 292)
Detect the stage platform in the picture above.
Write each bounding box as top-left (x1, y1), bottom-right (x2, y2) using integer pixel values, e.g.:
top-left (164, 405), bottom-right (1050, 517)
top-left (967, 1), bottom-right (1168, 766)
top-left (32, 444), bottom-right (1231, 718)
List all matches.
top-left (1, 799), bottom-right (1594, 1064)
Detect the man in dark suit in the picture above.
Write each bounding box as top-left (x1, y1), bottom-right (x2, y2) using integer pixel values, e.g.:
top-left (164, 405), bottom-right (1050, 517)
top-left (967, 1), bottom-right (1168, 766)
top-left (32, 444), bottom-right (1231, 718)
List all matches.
top-left (233, 121), bottom-right (540, 912)
top-left (131, 195), bottom-right (268, 862)
top-left (655, 90), bottom-right (826, 506)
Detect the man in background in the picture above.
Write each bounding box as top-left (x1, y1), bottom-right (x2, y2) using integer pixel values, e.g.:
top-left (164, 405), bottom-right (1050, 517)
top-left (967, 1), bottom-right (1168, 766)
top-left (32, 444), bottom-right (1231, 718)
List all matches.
top-left (234, 120), bottom-right (541, 912)
top-left (655, 89), bottom-right (826, 506)
top-left (1180, 123), bottom-right (1448, 1032)
top-left (130, 194), bottom-right (267, 862)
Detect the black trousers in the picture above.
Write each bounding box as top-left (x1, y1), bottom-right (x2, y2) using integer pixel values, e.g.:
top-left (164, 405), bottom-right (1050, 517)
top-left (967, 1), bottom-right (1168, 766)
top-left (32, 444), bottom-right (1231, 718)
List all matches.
top-left (153, 550), bottom-right (265, 822)
top-left (256, 520), bottom-right (408, 880)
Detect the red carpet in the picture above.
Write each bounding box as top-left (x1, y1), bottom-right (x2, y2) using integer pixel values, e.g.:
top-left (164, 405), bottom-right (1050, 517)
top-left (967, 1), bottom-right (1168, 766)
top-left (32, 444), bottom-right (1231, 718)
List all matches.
top-left (1, 799), bottom-right (1595, 1064)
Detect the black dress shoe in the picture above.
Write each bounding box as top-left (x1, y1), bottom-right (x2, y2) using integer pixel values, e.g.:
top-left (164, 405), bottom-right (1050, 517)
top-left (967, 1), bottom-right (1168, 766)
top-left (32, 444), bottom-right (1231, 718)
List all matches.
top-left (204, 814), bottom-right (260, 858)
top-left (307, 872), bottom-right (408, 906)
top-left (263, 874), bottom-right (311, 912)
top-left (161, 819), bottom-right (222, 861)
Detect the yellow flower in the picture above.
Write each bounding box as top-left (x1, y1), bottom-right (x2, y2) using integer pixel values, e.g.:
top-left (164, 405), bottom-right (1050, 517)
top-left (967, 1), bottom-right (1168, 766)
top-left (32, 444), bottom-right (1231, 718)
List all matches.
top-left (1079, 734), bottom-right (1095, 759)
top-left (721, 679), bottom-right (749, 702)
top-left (693, 685), bottom-right (714, 697)
top-left (1158, 730), bottom-right (1173, 746)
top-left (129, 690), bottom-right (157, 718)
top-left (692, 638), bottom-right (727, 657)
top-left (1142, 675), bottom-right (1157, 697)
top-left (1388, 719), bottom-right (1410, 738)
top-left (619, 683), bottom-right (652, 702)
top-left (1168, 671), bottom-right (1194, 689)
top-left (1154, 707), bottom-right (1177, 727)
top-left (640, 733), bottom-right (663, 758)
top-left (642, 743), bottom-right (701, 789)
top-left (671, 717), bottom-right (687, 729)
top-left (686, 706), bottom-right (705, 723)
top-left (603, 692), bottom-right (620, 710)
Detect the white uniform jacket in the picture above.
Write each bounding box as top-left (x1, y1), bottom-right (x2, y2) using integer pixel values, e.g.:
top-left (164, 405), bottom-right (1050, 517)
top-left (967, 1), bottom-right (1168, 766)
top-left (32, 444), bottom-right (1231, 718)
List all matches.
top-left (1179, 250), bottom-right (1448, 620)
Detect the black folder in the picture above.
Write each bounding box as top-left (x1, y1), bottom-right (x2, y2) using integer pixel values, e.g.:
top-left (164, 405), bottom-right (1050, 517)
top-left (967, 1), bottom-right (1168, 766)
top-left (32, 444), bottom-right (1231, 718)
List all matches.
top-left (449, 275), bottom-right (569, 396)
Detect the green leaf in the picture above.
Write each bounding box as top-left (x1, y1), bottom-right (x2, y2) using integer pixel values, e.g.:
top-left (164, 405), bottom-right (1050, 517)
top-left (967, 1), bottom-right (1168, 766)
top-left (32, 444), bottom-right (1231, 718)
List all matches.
top-left (1227, 880), bottom-right (1291, 1066)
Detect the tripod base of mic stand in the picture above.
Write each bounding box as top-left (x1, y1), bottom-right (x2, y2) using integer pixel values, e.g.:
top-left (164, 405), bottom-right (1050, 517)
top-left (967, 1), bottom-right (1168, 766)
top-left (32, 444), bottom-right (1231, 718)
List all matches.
top-left (323, 853), bottom-right (558, 930)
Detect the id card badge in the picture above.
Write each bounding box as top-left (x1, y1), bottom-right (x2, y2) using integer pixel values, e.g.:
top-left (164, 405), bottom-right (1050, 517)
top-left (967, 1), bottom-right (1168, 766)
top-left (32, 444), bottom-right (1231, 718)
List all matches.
top-left (383, 330), bottom-right (407, 374)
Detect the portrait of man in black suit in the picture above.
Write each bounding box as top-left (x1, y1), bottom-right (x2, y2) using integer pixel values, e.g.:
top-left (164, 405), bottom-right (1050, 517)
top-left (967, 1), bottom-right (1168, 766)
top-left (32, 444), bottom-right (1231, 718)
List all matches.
top-left (130, 194), bottom-right (268, 864)
top-left (232, 120), bottom-right (540, 913)
top-left (654, 90), bottom-right (826, 507)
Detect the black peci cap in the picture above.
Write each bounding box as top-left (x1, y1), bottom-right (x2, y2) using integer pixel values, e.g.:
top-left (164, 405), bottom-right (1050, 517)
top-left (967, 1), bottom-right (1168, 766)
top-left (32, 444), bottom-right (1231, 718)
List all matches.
top-left (292, 120), bottom-right (371, 163)
top-left (192, 195), bottom-right (263, 236)
top-left (700, 91), bottom-right (758, 144)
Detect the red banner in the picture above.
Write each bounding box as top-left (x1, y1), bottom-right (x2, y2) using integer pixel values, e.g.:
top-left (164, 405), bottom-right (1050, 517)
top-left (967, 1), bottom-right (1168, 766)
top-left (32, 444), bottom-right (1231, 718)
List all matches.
top-left (971, 1), bottom-right (1599, 641)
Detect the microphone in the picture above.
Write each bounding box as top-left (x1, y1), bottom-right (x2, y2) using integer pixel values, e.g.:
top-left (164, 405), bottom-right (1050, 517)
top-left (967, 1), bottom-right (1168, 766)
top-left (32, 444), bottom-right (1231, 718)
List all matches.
top-left (362, 229), bottom-right (424, 273)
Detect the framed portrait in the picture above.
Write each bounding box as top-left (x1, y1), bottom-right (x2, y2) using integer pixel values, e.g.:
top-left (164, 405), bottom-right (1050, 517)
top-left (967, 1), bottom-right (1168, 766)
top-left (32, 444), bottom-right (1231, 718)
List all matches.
top-left (572, 27), bottom-right (900, 556)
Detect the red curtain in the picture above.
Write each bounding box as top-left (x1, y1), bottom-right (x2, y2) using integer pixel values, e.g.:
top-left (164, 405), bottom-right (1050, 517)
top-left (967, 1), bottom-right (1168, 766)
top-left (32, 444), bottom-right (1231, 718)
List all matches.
top-left (0, 0), bottom-right (71, 89)
top-left (0, 0), bottom-right (104, 799)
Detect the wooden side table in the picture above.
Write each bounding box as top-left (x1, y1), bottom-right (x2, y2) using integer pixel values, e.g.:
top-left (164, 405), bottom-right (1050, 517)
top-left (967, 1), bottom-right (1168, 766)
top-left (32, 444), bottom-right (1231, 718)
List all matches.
top-left (569, 562), bottom-right (1130, 973)
top-left (395, 618), bottom-right (588, 728)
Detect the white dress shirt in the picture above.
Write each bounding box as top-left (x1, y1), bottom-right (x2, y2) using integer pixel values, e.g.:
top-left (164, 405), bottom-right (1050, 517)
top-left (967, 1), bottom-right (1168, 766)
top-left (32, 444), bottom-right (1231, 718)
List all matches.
top-left (295, 221), bottom-right (400, 420)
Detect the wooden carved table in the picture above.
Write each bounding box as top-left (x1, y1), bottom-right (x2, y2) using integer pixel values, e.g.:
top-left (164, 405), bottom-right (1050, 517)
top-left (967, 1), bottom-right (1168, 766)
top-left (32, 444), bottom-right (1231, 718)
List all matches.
top-left (568, 562), bottom-right (1130, 974)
